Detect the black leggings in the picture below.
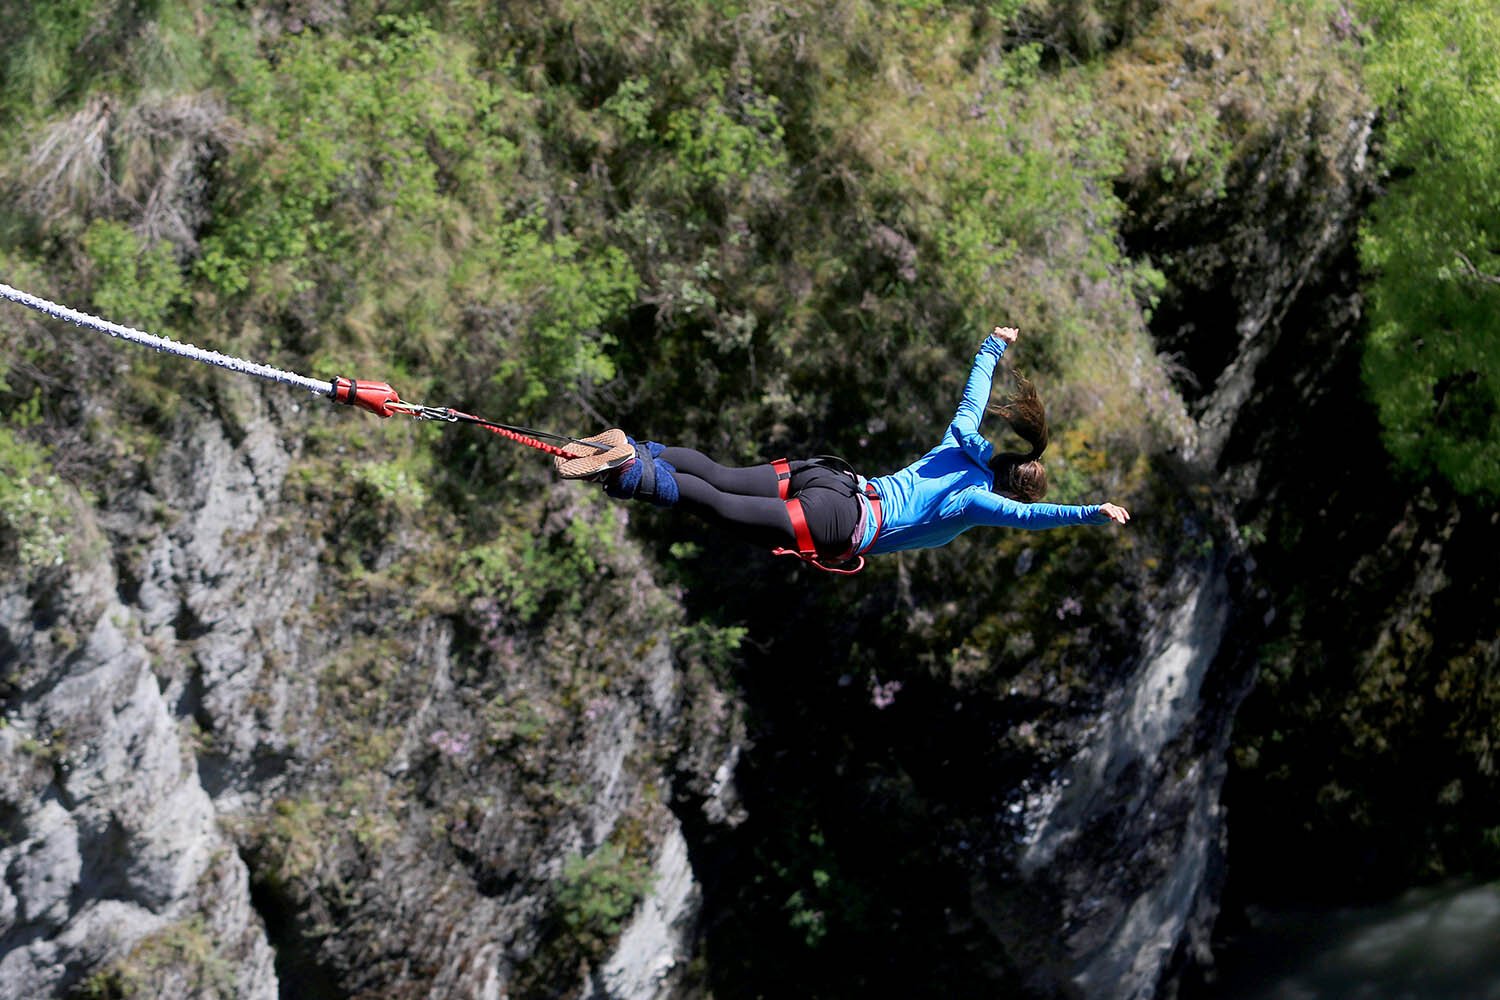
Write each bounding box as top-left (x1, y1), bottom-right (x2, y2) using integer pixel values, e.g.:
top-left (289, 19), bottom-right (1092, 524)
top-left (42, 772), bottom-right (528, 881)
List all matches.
top-left (661, 447), bottom-right (862, 557)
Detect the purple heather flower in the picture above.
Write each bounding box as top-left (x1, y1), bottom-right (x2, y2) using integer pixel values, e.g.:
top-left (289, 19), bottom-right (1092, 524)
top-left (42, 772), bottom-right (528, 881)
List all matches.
top-left (429, 729), bottom-right (472, 757)
top-left (870, 679), bottom-right (903, 710)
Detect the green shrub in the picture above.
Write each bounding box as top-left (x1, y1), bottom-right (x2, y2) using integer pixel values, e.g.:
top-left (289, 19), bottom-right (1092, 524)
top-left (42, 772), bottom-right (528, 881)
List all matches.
top-left (0, 0), bottom-right (215, 126)
top-left (0, 425), bottom-right (70, 572)
top-left (72, 914), bottom-right (235, 999)
top-left (457, 508), bottom-right (618, 623)
top-left (556, 841), bottom-right (655, 952)
top-left (1359, 0), bottom-right (1500, 496)
top-left (81, 220), bottom-right (186, 330)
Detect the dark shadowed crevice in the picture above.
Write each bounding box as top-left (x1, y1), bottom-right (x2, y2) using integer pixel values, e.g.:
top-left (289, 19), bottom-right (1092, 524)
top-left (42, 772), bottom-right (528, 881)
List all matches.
top-left (659, 541), bottom-right (1037, 999)
top-left (243, 861), bottom-right (346, 1000)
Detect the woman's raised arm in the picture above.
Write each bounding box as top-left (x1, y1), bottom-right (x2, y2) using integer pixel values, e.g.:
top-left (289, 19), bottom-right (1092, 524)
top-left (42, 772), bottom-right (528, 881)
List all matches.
top-left (950, 326), bottom-right (1016, 439)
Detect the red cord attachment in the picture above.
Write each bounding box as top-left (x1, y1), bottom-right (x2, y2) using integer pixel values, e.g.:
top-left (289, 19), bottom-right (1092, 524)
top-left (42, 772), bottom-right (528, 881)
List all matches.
top-left (331, 377), bottom-right (402, 418)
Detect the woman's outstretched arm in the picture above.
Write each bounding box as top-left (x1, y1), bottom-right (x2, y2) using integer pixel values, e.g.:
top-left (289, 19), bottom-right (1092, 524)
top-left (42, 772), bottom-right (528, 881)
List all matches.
top-left (965, 491), bottom-right (1131, 530)
top-left (949, 326), bottom-right (1016, 458)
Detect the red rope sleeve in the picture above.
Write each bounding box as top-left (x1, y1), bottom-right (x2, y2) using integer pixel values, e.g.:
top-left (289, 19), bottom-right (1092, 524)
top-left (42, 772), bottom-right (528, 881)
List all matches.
top-left (475, 422), bottom-right (574, 458)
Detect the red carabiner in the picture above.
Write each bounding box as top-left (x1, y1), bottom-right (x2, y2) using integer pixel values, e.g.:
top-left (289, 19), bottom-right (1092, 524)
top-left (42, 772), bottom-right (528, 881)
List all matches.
top-left (331, 377), bottom-right (402, 418)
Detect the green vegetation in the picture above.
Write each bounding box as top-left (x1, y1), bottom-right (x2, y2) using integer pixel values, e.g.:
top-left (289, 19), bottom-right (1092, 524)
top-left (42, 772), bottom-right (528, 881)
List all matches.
top-left (80, 221), bottom-right (186, 330)
top-left (1359, 0), bottom-right (1500, 496)
top-left (0, 1), bottom-right (218, 125)
top-left (0, 421), bottom-right (71, 572)
top-left (556, 840), bottom-right (655, 952)
top-left (508, 827), bottom-right (660, 995)
top-left (456, 496), bottom-right (620, 623)
top-left (72, 915), bottom-right (236, 999)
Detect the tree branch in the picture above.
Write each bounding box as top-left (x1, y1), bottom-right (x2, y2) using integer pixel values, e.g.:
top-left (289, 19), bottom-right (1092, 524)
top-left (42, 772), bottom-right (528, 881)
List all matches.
top-left (1455, 251), bottom-right (1500, 286)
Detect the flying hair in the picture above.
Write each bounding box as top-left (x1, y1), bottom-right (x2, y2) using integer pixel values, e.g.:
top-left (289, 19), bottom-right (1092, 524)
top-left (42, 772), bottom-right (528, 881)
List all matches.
top-left (988, 373), bottom-right (1050, 502)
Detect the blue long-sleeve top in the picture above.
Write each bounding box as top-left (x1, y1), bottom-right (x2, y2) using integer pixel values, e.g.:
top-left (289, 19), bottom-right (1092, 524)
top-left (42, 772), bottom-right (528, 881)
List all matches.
top-left (855, 337), bottom-right (1107, 555)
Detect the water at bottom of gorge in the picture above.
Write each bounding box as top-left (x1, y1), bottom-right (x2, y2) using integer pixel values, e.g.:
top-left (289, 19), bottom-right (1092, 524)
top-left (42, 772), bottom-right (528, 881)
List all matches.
top-left (1198, 880), bottom-right (1500, 1000)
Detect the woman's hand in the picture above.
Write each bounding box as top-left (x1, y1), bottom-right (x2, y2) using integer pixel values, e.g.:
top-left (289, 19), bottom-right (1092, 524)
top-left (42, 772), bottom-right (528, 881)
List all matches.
top-left (991, 325), bottom-right (1019, 345)
top-left (1098, 503), bottom-right (1130, 525)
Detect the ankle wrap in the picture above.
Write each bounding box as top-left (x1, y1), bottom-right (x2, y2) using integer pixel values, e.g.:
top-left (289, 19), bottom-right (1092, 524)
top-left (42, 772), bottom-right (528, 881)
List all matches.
top-left (606, 439), bottom-right (678, 506)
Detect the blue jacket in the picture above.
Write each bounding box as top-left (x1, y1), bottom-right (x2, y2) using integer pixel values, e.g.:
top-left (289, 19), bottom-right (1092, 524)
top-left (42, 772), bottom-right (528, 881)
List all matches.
top-left (856, 337), bottom-right (1107, 555)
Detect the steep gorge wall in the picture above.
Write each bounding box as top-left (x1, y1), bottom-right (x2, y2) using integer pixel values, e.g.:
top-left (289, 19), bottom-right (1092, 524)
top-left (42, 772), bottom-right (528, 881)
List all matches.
top-left (1049, 49), bottom-right (1381, 1000)
top-left (0, 380), bottom-right (741, 998)
top-left (1, 391), bottom-right (306, 998)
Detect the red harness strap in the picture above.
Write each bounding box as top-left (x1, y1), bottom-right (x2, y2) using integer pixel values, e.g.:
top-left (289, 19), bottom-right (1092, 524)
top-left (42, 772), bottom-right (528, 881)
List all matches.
top-left (862, 481), bottom-right (883, 549)
top-left (784, 496), bottom-right (819, 559)
top-left (768, 460), bottom-right (882, 576)
top-left (771, 457), bottom-right (793, 499)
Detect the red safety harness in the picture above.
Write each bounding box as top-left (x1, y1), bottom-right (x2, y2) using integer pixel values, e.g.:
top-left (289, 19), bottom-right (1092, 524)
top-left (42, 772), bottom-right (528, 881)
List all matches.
top-left (768, 458), bottom-right (883, 575)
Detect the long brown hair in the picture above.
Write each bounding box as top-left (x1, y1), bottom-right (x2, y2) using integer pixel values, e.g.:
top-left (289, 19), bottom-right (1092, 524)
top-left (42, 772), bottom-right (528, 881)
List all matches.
top-left (987, 373), bottom-right (1049, 502)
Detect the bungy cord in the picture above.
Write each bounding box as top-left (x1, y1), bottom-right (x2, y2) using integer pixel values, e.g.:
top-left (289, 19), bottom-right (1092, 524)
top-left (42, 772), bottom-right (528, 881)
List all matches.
top-left (0, 281), bottom-right (622, 462)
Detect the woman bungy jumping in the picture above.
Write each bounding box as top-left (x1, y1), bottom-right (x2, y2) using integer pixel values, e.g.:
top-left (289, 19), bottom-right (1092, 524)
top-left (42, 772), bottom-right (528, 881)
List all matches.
top-left (556, 325), bottom-right (1131, 573)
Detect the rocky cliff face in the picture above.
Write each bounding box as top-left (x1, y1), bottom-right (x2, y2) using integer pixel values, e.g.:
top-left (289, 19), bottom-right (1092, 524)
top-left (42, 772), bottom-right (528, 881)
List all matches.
top-left (1, 395), bottom-right (293, 998)
top-left (0, 382), bottom-right (742, 998)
